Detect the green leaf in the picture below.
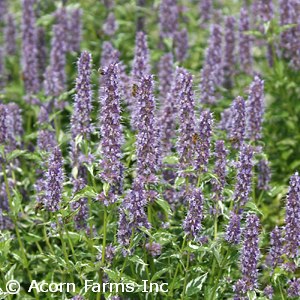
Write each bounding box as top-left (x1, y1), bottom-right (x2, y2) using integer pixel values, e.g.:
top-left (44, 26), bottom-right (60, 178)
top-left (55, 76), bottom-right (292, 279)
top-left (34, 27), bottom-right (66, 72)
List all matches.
top-left (155, 198), bottom-right (172, 216)
top-left (185, 273), bottom-right (208, 296)
top-left (6, 150), bottom-right (27, 161)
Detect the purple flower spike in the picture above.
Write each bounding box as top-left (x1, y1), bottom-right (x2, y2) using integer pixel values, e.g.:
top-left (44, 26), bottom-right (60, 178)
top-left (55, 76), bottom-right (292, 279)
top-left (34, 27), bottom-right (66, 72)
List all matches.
top-left (284, 172), bottom-right (300, 259)
top-left (225, 212), bottom-right (241, 244)
top-left (228, 96), bottom-right (246, 150)
top-left (99, 63), bottom-right (124, 201)
top-left (246, 76), bottom-right (265, 142)
top-left (68, 9), bottom-right (82, 52)
top-left (257, 158), bottom-right (271, 191)
top-left (6, 103), bottom-right (23, 149)
top-left (239, 7), bottom-right (253, 74)
top-left (174, 28), bottom-right (189, 62)
top-left (160, 67), bottom-right (182, 155)
top-left (100, 41), bottom-right (120, 68)
top-left (21, 0), bottom-right (40, 103)
top-left (44, 24), bottom-right (67, 98)
top-left (0, 104), bottom-right (7, 144)
top-left (36, 27), bottom-right (47, 83)
top-left (158, 53), bottom-right (174, 106)
top-left (266, 226), bottom-right (283, 268)
top-left (146, 242), bottom-right (162, 257)
top-left (0, 47), bottom-right (5, 90)
top-left (223, 16), bottom-right (236, 88)
top-left (258, 0), bottom-right (274, 24)
top-left (71, 51), bottom-right (93, 139)
top-left (136, 75), bottom-right (160, 184)
top-left (263, 285), bottom-right (274, 299)
top-left (194, 110), bottom-right (213, 173)
top-left (199, 63), bottom-right (216, 104)
top-left (183, 188), bottom-right (204, 239)
top-left (159, 0), bottom-right (178, 38)
top-left (123, 179), bottom-right (150, 229)
top-left (234, 144), bottom-right (254, 207)
top-left (117, 207), bottom-right (133, 248)
top-left (287, 279), bottom-right (300, 298)
top-left (199, 0), bottom-right (213, 26)
top-left (176, 68), bottom-right (196, 172)
top-left (44, 146), bottom-right (64, 212)
top-left (103, 12), bottom-right (118, 36)
top-left (212, 140), bottom-right (228, 202)
top-left (37, 107), bottom-right (56, 151)
top-left (131, 31), bottom-right (150, 81)
top-left (234, 214), bottom-right (260, 296)
top-left (4, 14), bottom-right (17, 55)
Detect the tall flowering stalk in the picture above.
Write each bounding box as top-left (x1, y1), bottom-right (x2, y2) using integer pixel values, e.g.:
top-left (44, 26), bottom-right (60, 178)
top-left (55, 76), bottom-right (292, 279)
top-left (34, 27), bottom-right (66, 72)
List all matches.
top-left (183, 188), bottom-right (204, 239)
top-left (68, 9), bottom-right (82, 52)
top-left (99, 63), bottom-right (124, 203)
top-left (44, 146), bottom-right (64, 212)
top-left (44, 24), bottom-right (67, 100)
top-left (160, 67), bottom-right (182, 155)
top-left (176, 69), bottom-right (196, 172)
top-left (36, 27), bottom-right (47, 84)
top-left (103, 12), bottom-right (118, 36)
top-left (266, 226), bottom-right (283, 268)
top-left (159, 0), bottom-right (178, 38)
top-left (21, 0), bottom-right (40, 104)
top-left (233, 144), bottom-right (254, 207)
top-left (70, 51), bottom-right (93, 228)
top-left (0, 47), bottom-right (4, 90)
top-left (70, 51), bottom-right (93, 140)
top-left (130, 31), bottom-right (151, 128)
top-left (225, 212), bottom-right (241, 244)
top-left (136, 75), bottom-right (160, 185)
top-left (174, 28), bottom-right (189, 62)
top-left (194, 110), bottom-right (213, 173)
top-left (223, 16), bottom-right (236, 88)
top-left (200, 24), bottom-right (223, 104)
top-left (284, 172), bottom-right (300, 259)
top-left (4, 14), bottom-right (17, 56)
top-left (158, 53), bottom-right (174, 107)
top-left (228, 96), bottom-right (246, 150)
top-left (239, 7), bottom-right (252, 74)
top-left (212, 140), bottom-right (228, 202)
top-left (257, 158), bottom-right (271, 191)
top-left (199, 0), bottom-right (213, 27)
top-left (246, 76), bottom-right (265, 142)
top-left (234, 214), bottom-right (260, 296)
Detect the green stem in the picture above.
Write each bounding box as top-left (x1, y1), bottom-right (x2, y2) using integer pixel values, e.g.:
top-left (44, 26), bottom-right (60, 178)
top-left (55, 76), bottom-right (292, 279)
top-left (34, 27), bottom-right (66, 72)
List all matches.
top-left (181, 251), bottom-right (190, 300)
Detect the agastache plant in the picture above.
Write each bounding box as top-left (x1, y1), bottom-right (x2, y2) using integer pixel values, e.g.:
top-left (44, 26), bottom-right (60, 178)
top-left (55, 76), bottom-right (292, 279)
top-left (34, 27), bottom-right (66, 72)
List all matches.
top-left (99, 63), bottom-right (124, 204)
top-left (199, 0), bottom-right (213, 27)
top-left (173, 28), bottom-right (189, 62)
top-left (225, 212), bottom-right (241, 244)
top-left (70, 51), bottom-right (93, 140)
top-left (246, 76), bottom-right (265, 142)
top-left (266, 226), bottom-right (283, 268)
top-left (176, 68), bottom-right (196, 173)
top-left (239, 7), bottom-right (252, 74)
top-left (4, 14), bottom-right (17, 56)
top-left (44, 146), bottom-right (64, 212)
top-left (257, 158), bottom-right (271, 191)
top-left (36, 27), bottom-right (47, 84)
top-left (223, 16), bottom-right (236, 88)
top-left (212, 140), bottom-right (228, 203)
top-left (159, 0), bottom-right (178, 38)
top-left (234, 214), bottom-right (260, 297)
top-left (284, 172), bottom-right (300, 260)
top-left (194, 110), bottom-right (213, 173)
top-left (103, 12), bottom-right (118, 36)
top-left (68, 8), bottom-right (82, 52)
top-left (135, 75), bottom-right (160, 185)
top-left (21, 0), bottom-right (40, 104)
top-left (228, 96), bottom-right (246, 150)
top-left (233, 144), bottom-right (254, 207)
top-left (183, 188), bottom-right (204, 240)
